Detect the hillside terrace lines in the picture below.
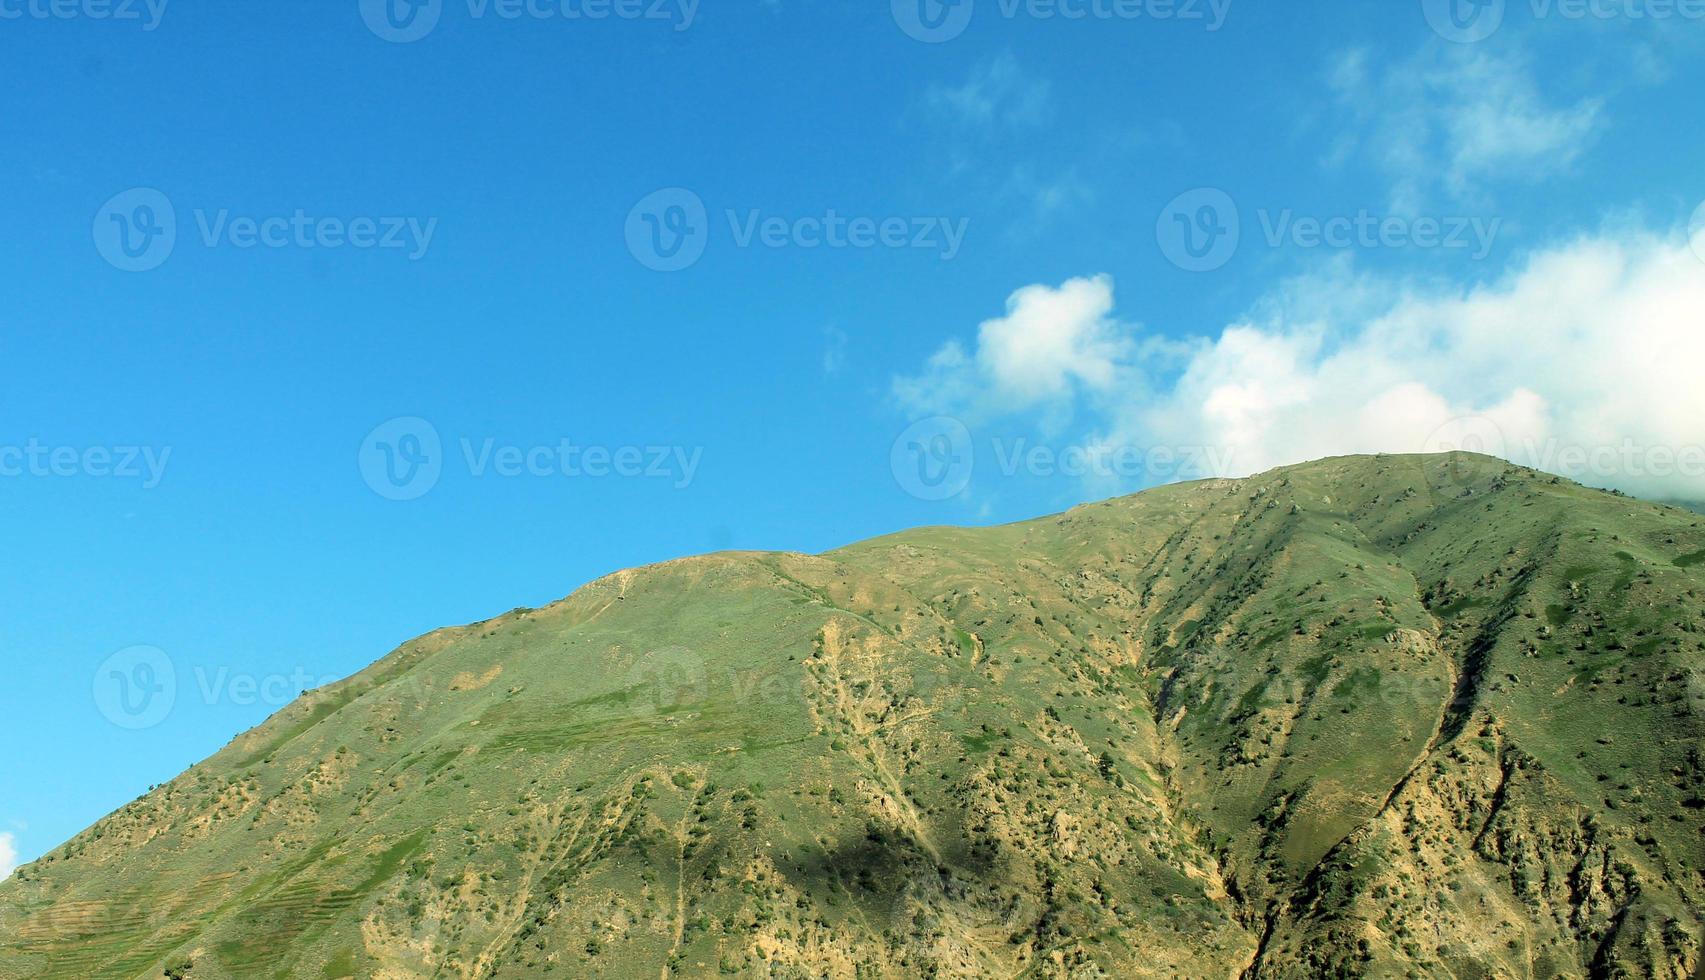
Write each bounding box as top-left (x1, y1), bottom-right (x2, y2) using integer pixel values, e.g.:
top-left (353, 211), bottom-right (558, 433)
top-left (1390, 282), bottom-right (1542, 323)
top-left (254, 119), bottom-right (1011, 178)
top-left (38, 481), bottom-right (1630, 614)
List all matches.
top-left (657, 772), bottom-right (707, 980)
top-left (470, 774), bottom-right (650, 978)
top-left (468, 803), bottom-right (592, 978)
top-left (806, 616), bottom-right (947, 871)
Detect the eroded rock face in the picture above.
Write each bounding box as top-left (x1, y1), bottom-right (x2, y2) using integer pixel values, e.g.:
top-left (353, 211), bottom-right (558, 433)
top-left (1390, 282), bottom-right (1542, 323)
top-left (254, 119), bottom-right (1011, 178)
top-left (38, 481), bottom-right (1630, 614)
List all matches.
top-left (2, 453), bottom-right (1702, 979)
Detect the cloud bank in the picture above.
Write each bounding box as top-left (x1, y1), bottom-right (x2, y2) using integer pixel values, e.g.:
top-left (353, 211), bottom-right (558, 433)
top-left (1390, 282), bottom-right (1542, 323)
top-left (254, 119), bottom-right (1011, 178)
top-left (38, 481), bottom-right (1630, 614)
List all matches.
top-left (1326, 45), bottom-right (1604, 210)
top-left (895, 229), bottom-right (1705, 502)
top-left (0, 833), bottom-right (17, 882)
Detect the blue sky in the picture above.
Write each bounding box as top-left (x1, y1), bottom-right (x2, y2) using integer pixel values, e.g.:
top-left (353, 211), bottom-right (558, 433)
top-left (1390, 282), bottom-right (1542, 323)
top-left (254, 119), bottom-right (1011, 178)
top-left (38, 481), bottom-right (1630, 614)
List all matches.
top-left (3, 0), bottom-right (1704, 871)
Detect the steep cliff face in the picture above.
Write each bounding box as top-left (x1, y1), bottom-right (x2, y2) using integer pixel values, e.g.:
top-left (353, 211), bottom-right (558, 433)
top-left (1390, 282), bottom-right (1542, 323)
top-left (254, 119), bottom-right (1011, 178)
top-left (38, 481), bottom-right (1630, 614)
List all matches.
top-left (2, 453), bottom-right (1702, 979)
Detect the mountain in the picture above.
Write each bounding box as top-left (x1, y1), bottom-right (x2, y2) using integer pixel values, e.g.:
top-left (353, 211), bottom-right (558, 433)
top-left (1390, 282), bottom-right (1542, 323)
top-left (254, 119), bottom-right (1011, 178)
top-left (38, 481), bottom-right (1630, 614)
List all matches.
top-left (3, 453), bottom-right (1703, 979)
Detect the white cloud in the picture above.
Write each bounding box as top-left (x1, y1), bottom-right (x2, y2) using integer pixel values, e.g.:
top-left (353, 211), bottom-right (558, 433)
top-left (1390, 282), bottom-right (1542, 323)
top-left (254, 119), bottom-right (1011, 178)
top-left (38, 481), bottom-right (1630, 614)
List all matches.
top-left (925, 54), bottom-right (1051, 130)
top-left (1327, 45), bottom-right (1603, 210)
top-left (894, 229), bottom-right (1705, 502)
top-left (895, 275), bottom-right (1135, 422)
top-left (0, 833), bottom-right (18, 881)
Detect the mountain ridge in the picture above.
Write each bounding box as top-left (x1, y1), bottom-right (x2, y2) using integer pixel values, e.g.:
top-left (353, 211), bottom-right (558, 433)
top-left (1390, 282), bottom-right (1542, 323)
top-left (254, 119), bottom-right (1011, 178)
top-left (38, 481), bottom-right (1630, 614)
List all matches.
top-left (3, 452), bottom-right (1703, 978)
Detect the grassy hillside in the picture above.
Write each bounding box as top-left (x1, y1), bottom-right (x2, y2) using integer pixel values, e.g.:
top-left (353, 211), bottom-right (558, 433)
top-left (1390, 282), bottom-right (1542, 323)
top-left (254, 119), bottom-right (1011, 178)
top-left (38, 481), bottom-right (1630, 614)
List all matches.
top-left (2, 453), bottom-right (1702, 978)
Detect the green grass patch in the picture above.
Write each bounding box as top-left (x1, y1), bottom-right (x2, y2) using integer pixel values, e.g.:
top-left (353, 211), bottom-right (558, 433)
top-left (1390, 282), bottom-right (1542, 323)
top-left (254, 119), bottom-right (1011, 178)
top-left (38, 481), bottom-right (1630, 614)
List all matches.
top-left (1330, 667), bottom-right (1382, 706)
top-left (954, 629), bottom-right (978, 656)
top-left (1431, 595), bottom-right (1485, 618)
top-left (1297, 653), bottom-right (1332, 686)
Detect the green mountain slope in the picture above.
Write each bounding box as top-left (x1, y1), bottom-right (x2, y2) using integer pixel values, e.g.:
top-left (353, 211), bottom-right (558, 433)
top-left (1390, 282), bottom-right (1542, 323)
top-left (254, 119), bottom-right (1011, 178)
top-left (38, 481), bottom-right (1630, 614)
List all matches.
top-left (3, 453), bottom-right (1703, 979)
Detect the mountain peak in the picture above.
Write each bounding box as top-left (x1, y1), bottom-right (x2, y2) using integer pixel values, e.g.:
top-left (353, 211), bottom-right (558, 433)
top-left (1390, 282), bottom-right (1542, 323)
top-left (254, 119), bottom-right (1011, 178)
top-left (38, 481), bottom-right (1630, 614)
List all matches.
top-left (4, 453), bottom-right (1702, 978)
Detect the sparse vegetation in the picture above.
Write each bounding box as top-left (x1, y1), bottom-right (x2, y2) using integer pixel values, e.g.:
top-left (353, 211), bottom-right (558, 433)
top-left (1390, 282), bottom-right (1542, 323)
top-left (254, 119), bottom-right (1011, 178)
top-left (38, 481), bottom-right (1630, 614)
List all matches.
top-left (1, 453), bottom-right (1701, 978)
